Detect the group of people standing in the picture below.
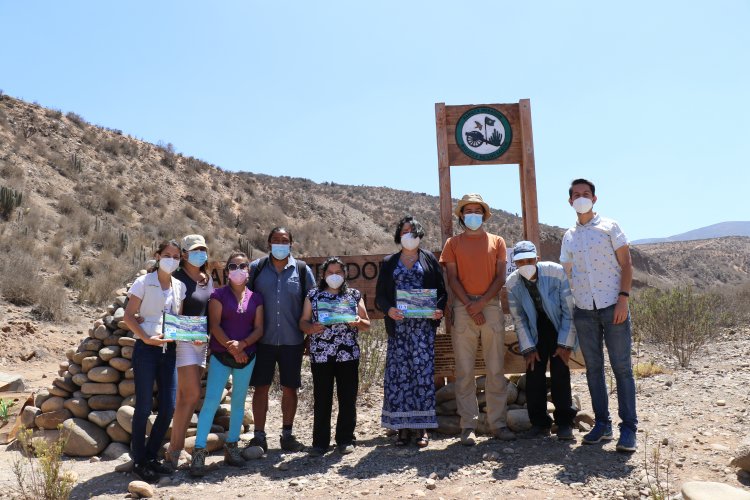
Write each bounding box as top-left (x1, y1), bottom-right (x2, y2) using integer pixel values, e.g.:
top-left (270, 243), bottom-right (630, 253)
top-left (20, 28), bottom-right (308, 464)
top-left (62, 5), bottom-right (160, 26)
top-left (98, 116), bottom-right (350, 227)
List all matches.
top-left (123, 177), bottom-right (638, 484)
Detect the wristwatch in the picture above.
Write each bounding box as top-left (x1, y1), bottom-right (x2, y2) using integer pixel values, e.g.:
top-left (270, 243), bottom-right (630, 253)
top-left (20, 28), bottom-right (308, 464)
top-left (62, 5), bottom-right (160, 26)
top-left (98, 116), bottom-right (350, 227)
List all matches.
top-left (618, 291), bottom-right (630, 297)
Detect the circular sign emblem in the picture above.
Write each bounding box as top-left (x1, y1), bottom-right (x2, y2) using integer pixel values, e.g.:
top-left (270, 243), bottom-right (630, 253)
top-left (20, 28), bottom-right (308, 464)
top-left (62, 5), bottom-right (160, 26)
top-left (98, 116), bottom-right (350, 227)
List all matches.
top-left (455, 106), bottom-right (512, 161)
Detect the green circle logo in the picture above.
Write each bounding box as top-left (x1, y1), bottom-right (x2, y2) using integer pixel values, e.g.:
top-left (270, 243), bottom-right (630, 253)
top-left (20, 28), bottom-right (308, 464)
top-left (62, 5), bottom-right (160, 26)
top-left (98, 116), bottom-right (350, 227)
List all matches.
top-left (455, 107), bottom-right (512, 161)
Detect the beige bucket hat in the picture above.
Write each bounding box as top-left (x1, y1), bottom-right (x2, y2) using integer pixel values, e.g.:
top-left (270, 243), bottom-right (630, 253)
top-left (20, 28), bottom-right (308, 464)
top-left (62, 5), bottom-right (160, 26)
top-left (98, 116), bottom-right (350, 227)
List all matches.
top-left (454, 193), bottom-right (491, 221)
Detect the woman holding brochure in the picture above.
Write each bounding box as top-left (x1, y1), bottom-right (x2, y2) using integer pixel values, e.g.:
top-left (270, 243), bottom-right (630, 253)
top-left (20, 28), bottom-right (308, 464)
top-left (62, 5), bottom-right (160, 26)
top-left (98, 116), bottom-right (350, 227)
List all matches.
top-left (299, 256), bottom-right (370, 457)
top-left (375, 216), bottom-right (447, 447)
top-left (123, 240), bottom-right (187, 483)
top-left (165, 234), bottom-right (214, 469)
top-left (190, 251), bottom-right (264, 477)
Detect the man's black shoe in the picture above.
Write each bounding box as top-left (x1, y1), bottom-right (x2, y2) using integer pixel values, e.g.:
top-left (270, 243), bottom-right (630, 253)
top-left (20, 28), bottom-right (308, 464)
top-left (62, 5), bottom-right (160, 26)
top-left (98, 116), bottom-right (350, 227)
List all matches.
top-left (133, 462), bottom-right (159, 483)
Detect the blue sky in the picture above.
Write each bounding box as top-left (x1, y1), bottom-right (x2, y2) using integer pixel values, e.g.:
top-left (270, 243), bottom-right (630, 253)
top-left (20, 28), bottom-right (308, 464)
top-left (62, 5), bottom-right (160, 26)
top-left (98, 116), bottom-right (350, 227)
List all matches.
top-left (1, 1), bottom-right (748, 240)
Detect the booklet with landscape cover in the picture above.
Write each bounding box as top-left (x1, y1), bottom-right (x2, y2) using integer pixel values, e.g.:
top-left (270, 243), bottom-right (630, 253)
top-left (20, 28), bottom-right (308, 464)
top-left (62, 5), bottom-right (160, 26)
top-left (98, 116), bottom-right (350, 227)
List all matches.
top-left (396, 289), bottom-right (437, 318)
top-left (317, 296), bottom-right (357, 325)
top-left (162, 313), bottom-right (209, 342)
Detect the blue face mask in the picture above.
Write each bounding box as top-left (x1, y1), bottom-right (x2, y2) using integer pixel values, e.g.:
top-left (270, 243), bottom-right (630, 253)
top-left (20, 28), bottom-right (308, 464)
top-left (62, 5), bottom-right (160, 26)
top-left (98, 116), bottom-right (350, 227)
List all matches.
top-left (463, 213), bottom-right (483, 231)
top-left (187, 250), bottom-right (208, 267)
top-left (271, 244), bottom-right (291, 260)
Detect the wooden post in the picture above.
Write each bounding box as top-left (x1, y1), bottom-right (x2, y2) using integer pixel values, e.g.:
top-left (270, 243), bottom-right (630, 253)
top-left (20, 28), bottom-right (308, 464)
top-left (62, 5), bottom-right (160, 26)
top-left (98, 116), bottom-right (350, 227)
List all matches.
top-left (518, 99), bottom-right (540, 249)
top-left (435, 103), bottom-right (453, 245)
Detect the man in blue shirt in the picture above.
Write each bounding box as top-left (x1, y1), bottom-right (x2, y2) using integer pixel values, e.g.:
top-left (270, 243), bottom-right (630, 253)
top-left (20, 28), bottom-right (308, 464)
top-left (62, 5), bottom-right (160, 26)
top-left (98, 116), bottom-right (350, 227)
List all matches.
top-left (248, 227), bottom-right (316, 452)
top-left (506, 241), bottom-right (578, 440)
top-left (560, 178), bottom-right (637, 452)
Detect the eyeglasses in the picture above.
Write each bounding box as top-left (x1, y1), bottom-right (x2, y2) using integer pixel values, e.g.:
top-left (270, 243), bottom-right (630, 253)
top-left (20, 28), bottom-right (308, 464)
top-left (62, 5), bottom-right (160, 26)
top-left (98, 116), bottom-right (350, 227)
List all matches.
top-left (227, 263), bottom-right (249, 271)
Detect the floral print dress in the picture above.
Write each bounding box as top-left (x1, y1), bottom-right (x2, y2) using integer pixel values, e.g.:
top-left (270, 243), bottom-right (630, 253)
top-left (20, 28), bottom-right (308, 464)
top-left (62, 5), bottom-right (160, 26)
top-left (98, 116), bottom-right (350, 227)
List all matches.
top-left (381, 260), bottom-right (438, 429)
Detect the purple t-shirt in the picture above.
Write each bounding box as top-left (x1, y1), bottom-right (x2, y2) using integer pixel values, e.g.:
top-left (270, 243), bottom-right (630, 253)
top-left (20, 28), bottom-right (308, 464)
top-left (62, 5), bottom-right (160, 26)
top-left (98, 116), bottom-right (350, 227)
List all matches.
top-left (209, 286), bottom-right (263, 355)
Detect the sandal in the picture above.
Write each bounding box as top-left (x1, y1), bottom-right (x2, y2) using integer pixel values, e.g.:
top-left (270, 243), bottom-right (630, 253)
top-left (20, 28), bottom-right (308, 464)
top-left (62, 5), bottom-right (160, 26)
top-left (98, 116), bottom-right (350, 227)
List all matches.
top-left (395, 429), bottom-right (411, 446)
top-left (416, 430), bottom-right (429, 448)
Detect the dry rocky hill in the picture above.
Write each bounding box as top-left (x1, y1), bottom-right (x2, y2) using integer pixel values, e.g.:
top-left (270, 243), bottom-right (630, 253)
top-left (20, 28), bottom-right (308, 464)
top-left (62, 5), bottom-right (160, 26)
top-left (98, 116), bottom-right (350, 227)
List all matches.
top-left (0, 93), bottom-right (748, 320)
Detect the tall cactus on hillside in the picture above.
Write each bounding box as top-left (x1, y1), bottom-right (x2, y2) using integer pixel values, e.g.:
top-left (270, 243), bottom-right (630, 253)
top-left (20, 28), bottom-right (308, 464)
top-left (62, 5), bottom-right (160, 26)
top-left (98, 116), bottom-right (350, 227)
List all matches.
top-left (0, 186), bottom-right (23, 220)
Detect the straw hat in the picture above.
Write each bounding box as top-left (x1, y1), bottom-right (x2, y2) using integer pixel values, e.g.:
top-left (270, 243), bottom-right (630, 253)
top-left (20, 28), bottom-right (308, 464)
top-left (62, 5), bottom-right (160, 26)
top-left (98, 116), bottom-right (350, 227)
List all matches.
top-left (454, 193), bottom-right (491, 221)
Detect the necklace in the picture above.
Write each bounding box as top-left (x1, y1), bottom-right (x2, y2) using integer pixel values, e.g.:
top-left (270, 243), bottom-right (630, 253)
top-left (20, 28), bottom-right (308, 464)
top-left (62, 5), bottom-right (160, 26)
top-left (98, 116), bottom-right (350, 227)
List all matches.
top-left (401, 253), bottom-right (418, 263)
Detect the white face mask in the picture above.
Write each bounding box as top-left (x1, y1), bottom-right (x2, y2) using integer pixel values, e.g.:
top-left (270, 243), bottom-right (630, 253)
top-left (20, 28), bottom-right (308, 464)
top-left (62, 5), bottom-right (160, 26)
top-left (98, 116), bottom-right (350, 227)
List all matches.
top-left (158, 257), bottom-right (179, 274)
top-left (325, 274), bottom-right (345, 289)
top-left (518, 264), bottom-right (537, 281)
top-left (400, 233), bottom-right (420, 251)
top-left (572, 197), bottom-right (594, 214)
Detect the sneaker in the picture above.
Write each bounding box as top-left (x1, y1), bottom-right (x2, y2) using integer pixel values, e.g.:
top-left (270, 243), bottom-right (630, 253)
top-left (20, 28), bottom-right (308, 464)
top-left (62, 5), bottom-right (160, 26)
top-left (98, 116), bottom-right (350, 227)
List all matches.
top-left (189, 448), bottom-right (209, 478)
top-left (133, 462), bottom-right (159, 483)
top-left (616, 427), bottom-right (637, 452)
top-left (224, 441), bottom-right (245, 467)
top-left (164, 449), bottom-right (181, 471)
top-left (582, 421), bottom-right (613, 444)
top-left (249, 435), bottom-right (268, 453)
top-left (307, 447), bottom-right (327, 457)
top-left (337, 443), bottom-right (355, 455)
top-left (280, 434), bottom-right (305, 452)
top-left (147, 458), bottom-right (173, 475)
top-left (493, 427), bottom-right (517, 441)
top-left (519, 425), bottom-right (551, 439)
top-left (556, 426), bottom-right (575, 441)
top-left (460, 428), bottom-right (476, 446)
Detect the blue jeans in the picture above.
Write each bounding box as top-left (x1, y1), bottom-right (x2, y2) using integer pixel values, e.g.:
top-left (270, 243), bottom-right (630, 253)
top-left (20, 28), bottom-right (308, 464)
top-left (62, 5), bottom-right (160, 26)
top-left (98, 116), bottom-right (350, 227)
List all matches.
top-left (195, 354), bottom-right (255, 448)
top-left (131, 340), bottom-right (177, 464)
top-left (574, 305), bottom-right (637, 432)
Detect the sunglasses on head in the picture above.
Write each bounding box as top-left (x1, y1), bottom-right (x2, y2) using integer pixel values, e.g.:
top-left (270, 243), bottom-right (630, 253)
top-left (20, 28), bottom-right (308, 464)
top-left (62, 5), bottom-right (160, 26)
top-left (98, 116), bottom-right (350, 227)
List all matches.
top-left (227, 262), bottom-right (249, 271)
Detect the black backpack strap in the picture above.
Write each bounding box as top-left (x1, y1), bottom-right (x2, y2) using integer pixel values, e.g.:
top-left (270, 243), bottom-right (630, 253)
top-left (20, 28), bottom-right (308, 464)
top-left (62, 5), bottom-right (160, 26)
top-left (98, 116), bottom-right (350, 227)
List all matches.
top-left (296, 259), bottom-right (308, 302)
top-left (248, 256), bottom-right (269, 292)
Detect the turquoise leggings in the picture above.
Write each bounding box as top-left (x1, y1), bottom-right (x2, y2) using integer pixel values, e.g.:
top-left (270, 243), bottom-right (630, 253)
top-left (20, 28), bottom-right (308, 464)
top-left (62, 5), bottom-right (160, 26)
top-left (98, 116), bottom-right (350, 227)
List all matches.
top-left (195, 354), bottom-right (255, 448)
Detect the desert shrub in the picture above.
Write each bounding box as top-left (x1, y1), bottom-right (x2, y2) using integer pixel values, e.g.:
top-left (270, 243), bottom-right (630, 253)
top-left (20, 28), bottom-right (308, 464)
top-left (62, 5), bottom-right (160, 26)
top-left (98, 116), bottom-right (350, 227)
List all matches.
top-left (710, 280), bottom-right (750, 327)
top-left (101, 186), bottom-right (123, 214)
top-left (13, 427), bottom-right (74, 500)
top-left (631, 286), bottom-right (718, 368)
top-left (358, 320), bottom-right (387, 392)
top-left (56, 195), bottom-right (77, 215)
top-left (65, 111), bottom-right (87, 128)
top-left (0, 248), bottom-right (38, 306)
top-left (78, 252), bottom-right (134, 305)
top-left (32, 280), bottom-right (68, 322)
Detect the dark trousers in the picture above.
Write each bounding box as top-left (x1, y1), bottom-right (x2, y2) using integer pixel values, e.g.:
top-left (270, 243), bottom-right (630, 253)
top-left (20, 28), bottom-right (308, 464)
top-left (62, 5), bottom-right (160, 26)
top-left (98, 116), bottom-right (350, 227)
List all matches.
top-left (131, 340), bottom-right (177, 464)
top-left (311, 359), bottom-right (359, 449)
top-left (526, 316), bottom-right (577, 428)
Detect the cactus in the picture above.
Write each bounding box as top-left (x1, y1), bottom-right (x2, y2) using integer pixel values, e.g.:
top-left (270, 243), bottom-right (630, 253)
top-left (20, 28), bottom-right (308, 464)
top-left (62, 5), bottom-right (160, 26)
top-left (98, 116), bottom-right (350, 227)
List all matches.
top-left (0, 186), bottom-right (23, 220)
top-left (70, 153), bottom-right (83, 173)
top-left (119, 230), bottom-right (129, 251)
top-left (238, 237), bottom-right (252, 258)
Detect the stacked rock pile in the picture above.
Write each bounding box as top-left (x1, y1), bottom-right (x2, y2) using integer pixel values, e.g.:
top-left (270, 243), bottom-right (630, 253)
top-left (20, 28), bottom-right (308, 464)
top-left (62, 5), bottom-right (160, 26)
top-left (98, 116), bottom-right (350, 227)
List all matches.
top-left (17, 271), bottom-right (240, 458)
top-left (435, 374), bottom-right (592, 435)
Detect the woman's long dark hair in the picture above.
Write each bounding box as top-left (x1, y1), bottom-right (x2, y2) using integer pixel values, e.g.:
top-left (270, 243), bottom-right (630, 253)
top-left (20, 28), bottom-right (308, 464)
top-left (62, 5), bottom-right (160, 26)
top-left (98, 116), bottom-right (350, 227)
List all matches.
top-left (317, 256), bottom-right (348, 295)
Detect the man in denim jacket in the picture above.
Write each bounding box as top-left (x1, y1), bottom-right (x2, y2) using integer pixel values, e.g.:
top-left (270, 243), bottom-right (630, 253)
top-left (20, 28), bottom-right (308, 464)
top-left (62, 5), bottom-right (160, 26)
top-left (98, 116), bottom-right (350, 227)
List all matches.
top-left (506, 241), bottom-right (578, 440)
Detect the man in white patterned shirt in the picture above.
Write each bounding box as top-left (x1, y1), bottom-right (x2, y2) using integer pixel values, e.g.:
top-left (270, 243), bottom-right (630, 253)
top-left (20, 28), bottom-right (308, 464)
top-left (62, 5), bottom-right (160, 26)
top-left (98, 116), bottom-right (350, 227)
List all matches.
top-left (560, 178), bottom-right (637, 452)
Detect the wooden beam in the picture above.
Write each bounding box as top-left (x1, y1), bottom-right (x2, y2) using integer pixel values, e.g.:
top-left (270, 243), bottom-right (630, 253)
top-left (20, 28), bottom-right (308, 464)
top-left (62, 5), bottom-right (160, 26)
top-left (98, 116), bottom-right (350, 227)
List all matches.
top-left (518, 98), bottom-right (540, 250)
top-left (435, 103), bottom-right (453, 245)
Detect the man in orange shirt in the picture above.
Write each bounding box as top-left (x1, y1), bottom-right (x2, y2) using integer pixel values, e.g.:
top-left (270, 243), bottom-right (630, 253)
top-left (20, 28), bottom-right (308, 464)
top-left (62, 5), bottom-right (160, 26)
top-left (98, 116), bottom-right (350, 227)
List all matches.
top-left (440, 194), bottom-right (514, 445)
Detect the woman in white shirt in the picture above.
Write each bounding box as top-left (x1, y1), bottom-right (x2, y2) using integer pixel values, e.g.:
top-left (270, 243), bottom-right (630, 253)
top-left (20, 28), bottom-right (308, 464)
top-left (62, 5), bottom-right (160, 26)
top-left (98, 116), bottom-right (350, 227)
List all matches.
top-left (123, 240), bottom-right (187, 484)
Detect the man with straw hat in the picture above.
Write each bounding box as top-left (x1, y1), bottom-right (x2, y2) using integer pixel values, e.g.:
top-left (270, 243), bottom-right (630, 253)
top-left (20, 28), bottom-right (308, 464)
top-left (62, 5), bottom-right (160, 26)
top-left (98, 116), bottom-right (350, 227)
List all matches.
top-left (439, 194), bottom-right (514, 445)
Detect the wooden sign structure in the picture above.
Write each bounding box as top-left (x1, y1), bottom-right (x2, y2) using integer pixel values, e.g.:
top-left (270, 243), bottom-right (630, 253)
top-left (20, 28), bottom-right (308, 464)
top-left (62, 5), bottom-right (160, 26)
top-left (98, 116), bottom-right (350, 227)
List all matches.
top-left (435, 100), bottom-right (540, 248)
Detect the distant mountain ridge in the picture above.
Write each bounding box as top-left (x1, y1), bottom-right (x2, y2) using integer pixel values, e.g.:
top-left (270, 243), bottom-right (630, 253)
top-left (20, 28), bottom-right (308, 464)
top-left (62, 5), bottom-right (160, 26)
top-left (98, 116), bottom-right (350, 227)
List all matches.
top-left (632, 221), bottom-right (750, 245)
